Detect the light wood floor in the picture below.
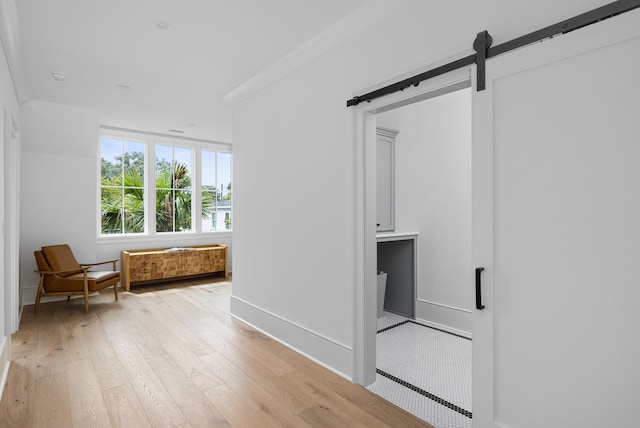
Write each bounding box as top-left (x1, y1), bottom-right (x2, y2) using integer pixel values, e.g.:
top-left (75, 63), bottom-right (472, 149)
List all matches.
top-left (0, 275), bottom-right (433, 428)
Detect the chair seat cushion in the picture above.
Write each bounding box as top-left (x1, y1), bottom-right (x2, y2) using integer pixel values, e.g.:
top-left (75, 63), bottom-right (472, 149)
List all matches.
top-left (85, 271), bottom-right (120, 282)
top-left (46, 270), bottom-right (120, 292)
top-left (67, 270), bottom-right (120, 283)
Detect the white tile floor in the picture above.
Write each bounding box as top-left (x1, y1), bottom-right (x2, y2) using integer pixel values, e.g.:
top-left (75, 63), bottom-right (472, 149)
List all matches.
top-left (366, 312), bottom-right (472, 428)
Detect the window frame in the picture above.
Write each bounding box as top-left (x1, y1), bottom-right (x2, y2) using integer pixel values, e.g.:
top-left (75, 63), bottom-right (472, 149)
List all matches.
top-left (98, 136), bottom-right (148, 236)
top-left (97, 129), bottom-right (232, 241)
top-left (154, 143), bottom-right (195, 233)
top-left (201, 149), bottom-right (233, 234)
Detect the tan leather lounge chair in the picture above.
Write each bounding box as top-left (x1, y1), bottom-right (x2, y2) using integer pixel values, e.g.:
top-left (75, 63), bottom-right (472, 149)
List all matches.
top-left (34, 244), bottom-right (120, 313)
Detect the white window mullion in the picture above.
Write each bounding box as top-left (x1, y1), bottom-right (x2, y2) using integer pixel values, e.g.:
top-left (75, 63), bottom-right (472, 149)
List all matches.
top-left (147, 142), bottom-right (156, 235)
top-left (194, 147), bottom-right (202, 233)
top-left (121, 142), bottom-right (126, 233)
top-left (171, 146), bottom-right (176, 233)
top-left (214, 151), bottom-right (218, 231)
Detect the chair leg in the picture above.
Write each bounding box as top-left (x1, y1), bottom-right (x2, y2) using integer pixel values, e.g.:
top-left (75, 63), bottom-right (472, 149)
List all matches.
top-left (114, 282), bottom-right (119, 301)
top-left (67, 296), bottom-right (71, 301)
top-left (83, 277), bottom-right (89, 314)
top-left (34, 276), bottom-right (45, 313)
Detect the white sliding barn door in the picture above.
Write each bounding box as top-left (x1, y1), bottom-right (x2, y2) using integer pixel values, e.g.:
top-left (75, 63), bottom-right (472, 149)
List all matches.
top-left (472, 9), bottom-right (640, 428)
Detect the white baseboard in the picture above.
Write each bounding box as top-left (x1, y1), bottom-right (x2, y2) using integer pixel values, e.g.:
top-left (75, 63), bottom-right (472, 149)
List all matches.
top-left (413, 316), bottom-right (472, 339)
top-left (415, 299), bottom-right (472, 336)
top-left (21, 286), bottom-right (38, 306)
top-left (230, 296), bottom-right (352, 380)
top-left (0, 336), bottom-right (11, 402)
top-left (21, 286), bottom-right (103, 307)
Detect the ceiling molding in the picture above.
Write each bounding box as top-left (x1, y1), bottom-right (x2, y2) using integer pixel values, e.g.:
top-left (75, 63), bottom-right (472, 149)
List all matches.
top-left (222, 0), bottom-right (414, 106)
top-left (0, 0), bottom-right (30, 104)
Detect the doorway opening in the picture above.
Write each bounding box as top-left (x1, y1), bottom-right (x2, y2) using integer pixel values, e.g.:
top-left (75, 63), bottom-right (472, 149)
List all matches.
top-left (351, 69), bottom-right (473, 427)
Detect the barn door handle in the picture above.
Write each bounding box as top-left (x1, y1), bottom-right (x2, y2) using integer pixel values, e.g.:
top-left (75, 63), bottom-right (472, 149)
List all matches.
top-left (475, 267), bottom-right (485, 310)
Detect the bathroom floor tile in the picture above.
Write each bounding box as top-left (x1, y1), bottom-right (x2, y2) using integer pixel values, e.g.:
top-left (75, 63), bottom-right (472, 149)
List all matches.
top-left (377, 311), bottom-right (408, 330)
top-left (367, 318), bottom-right (472, 428)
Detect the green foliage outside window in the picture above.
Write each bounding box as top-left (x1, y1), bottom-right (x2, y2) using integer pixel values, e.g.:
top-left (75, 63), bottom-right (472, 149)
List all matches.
top-left (101, 151), bottom-right (145, 234)
top-left (101, 139), bottom-right (229, 235)
top-left (101, 154), bottom-right (215, 234)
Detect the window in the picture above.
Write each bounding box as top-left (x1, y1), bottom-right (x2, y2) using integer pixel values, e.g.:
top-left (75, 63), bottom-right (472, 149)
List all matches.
top-left (201, 150), bottom-right (232, 232)
top-left (155, 145), bottom-right (193, 232)
top-left (100, 138), bottom-right (145, 234)
top-left (99, 132), bottom-right (231, 237)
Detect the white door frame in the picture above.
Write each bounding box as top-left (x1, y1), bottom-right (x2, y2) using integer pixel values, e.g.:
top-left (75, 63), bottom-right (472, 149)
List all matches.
top-left (4, 109), bottom-right (20, 335)
top-left (351, 66), bottom-right (471, 385)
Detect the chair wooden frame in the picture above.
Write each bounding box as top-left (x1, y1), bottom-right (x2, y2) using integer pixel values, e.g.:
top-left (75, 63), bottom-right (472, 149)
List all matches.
top-left (34, 247), bottom-right (120, 314)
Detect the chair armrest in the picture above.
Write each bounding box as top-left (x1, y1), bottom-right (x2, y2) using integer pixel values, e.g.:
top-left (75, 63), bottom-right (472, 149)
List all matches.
top-left (80, 259), bottom-right (119, 271)
top-left (80, 259), bottom-right (118, 266)
top-left (35, 267), bottom-right (89, 276)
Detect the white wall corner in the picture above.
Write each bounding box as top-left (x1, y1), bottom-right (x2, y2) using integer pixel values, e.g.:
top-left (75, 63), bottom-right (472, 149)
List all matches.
top-left (21, 285), bottom-right (38, 307)
top-left (0, 0), bottom-right (29, 103)
top-left (415, 300), bottom-right (472, 336)
top-left (230, 295), bottom-right (353, 380)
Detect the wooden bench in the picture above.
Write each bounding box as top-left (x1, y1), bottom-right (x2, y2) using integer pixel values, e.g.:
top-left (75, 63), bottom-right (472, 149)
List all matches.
top-left (121, 244), bottom-right (228, 291)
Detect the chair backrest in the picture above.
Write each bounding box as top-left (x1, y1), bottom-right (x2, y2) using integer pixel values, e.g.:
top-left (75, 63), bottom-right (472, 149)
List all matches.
top-left (34, 250), bottom-right (51, 272)
top-left (41, 244), bottom-right (81, 277)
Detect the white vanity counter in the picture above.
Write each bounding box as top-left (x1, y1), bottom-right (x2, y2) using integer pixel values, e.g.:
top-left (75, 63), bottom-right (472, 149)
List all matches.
top-left (376, 231), bottom-right (419, 242)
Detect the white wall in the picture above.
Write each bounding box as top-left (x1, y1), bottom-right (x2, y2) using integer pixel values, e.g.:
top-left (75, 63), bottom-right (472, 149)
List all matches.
top-left (230, 0), bottom-right (612, 379)
top-left (0, 70), bottom-right (7, 343)
top-left (377, 88), bottom-right (471, 333)
top-left (0, 30), bottom-right (21, 397)
top-left (20, 100), bottom-right (102, 304)
top-left (19, 100), bottom-right (233, 305)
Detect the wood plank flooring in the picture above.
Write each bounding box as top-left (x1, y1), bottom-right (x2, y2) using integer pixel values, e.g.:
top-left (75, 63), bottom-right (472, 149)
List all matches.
top-left (0, 276), bottom-right (433, 428)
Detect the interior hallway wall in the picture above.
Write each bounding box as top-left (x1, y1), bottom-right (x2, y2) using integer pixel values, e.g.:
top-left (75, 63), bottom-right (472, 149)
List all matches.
top-left (230, 0), bottom-right (610, 378)
top-left (377, 88), bottom-right (472, 333)
top-left (0, 30), bottom-right (21, 396)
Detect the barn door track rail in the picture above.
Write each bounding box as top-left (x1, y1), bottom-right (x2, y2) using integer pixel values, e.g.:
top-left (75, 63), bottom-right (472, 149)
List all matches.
top-left (346, 0), bottom-right (640, 106)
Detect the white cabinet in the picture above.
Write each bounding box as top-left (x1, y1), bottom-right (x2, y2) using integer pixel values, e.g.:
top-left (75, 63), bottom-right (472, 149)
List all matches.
top-left (377, 233), bottom-right (416, 318)
top-left (376, 128), bottom-right (398, 232)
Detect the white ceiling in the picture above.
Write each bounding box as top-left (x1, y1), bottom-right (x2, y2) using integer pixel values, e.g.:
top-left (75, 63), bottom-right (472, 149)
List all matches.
top-left (12, 0), bottom-right (369, 142)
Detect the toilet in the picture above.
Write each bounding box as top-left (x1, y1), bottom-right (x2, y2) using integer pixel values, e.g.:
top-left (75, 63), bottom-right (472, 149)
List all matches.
top-left (377, 271), bottom-right (387, 318)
